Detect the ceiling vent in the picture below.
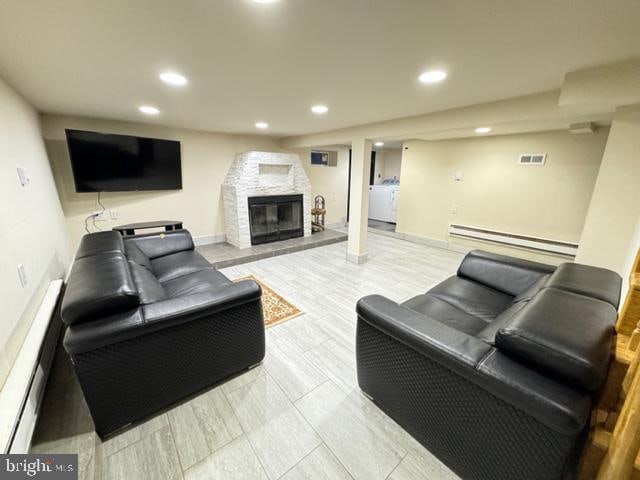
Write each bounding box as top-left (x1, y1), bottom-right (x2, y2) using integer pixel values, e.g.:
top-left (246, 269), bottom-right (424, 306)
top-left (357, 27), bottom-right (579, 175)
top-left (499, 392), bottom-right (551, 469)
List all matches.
top-left (518, 153), bottom-right (546, 166)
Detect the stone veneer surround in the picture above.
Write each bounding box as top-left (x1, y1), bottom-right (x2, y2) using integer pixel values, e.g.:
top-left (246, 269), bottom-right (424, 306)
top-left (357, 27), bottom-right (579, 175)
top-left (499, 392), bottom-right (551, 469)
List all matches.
top-left (222, 151), bottom-right (312, 249)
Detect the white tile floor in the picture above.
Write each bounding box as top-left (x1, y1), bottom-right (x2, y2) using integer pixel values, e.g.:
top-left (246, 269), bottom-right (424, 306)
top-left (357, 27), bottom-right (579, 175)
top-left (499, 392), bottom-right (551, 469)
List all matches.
top-left (32, 232), bottom-right (463, 480)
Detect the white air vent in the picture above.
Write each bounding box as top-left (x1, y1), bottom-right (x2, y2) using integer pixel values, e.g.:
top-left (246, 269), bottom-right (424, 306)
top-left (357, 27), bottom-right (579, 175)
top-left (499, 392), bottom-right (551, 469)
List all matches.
top-left (518, 153), bottom-right (546, 165)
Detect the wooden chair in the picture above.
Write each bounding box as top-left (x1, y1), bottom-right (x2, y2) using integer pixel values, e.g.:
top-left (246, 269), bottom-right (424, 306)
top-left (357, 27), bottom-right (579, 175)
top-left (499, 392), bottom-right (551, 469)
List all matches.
top-left (577, 248), bottom-right (640, 479)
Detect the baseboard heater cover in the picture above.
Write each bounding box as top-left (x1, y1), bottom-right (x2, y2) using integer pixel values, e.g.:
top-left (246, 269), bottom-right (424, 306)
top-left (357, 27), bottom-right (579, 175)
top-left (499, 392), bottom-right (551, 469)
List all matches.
top-left (0, 280), bottom-right (63, 453)
top-left (448, 224), bottom-right (578, 257)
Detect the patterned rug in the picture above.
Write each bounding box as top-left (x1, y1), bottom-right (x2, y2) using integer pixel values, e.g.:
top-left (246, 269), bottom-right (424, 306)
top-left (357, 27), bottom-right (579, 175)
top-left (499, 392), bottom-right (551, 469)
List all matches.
top-left (234, 275), bottom-right (303, 327)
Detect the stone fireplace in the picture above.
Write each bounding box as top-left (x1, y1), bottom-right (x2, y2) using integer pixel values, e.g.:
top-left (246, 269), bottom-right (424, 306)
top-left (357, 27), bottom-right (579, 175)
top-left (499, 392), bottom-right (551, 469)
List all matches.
top-left (222, 151), bottom-right (311, 249)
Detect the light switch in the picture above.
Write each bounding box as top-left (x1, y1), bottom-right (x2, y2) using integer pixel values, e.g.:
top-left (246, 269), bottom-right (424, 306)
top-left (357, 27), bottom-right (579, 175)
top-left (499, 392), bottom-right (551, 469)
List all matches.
top-left (16, 166), bottom-right (30, 186)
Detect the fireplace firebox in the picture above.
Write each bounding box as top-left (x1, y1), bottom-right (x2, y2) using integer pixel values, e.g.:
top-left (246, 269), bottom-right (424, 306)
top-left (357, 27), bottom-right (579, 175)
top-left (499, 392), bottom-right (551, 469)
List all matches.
top-left (248, 194), bottom-right (304, 245)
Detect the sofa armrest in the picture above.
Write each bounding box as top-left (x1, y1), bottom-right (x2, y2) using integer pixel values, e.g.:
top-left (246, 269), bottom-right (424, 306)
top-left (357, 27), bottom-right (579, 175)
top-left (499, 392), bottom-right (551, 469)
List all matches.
top-left (356, 295), bottom-right (591, 435)
top-left (64, 280), bottom-right (262, 354)
top-left (357, 294), bottom-right (492, 371)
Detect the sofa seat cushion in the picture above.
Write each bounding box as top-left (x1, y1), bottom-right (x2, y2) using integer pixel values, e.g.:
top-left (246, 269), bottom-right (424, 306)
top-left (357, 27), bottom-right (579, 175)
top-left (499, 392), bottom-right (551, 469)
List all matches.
top-left (402, 294), bottom-right (489, 335)
top-left (546, 263), bottom-right (622, 308)
top-left (496, 287), bottom-right (617, 391)
top-left (151, 250), bottom-right (214, 283)
top-left (162, 269), bottom-right (232, 297)
top-left (475, 301), bottom-right (529, 345)
top-left (427, 276), bottom-right (514, 321)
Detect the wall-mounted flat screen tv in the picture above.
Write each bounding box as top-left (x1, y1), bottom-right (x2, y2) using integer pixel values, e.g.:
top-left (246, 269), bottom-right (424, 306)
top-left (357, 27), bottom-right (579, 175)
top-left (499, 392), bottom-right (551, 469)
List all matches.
top-left (65, 129), bottom-right (182, 192)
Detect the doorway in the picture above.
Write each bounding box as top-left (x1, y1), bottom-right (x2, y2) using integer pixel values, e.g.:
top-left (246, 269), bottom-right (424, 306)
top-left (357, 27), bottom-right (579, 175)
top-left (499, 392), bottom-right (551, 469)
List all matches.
top-left (346, 149), bottom-right (377, 223)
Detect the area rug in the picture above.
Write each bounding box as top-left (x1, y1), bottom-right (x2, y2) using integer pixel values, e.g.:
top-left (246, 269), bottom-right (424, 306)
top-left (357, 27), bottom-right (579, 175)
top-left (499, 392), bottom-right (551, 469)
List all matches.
top-left (234, 275), bottom-right (303, 327)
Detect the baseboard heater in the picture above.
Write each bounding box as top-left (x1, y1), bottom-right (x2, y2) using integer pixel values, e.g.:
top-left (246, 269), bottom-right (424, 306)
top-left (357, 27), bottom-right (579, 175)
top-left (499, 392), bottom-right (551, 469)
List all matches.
top-left (0, 280), bottom-right (63, 453)
top-left (448, 224), bottom-right (579, 257)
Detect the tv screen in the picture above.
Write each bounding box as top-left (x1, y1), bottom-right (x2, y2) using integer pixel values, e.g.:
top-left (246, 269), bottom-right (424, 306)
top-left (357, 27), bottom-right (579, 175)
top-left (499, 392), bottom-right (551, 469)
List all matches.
top-left (65, 129), bottom-right (182, 192)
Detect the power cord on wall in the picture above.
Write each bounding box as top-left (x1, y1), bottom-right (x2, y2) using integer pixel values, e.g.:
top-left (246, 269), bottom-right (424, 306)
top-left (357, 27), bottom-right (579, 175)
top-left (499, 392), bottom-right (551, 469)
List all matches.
top-left (84, 191), bottom-right (106, 233)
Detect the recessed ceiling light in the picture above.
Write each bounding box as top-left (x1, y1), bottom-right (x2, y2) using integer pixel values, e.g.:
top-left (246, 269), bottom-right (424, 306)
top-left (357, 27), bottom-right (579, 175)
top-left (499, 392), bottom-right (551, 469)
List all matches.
top-left (418, 70), bottom-right (447, 84)
top-left (374, 142), bottom-right (384, 147)
top-left (139, 105), bottom-right (160, 115)
top-left (311, 105), bottom-right (329, 114)
top-left (159, 72), bottom-right (187, 86)
top-left (255, 122), bottom-right (269, 129)
top-left (475, 127), bottom-right (492, 134)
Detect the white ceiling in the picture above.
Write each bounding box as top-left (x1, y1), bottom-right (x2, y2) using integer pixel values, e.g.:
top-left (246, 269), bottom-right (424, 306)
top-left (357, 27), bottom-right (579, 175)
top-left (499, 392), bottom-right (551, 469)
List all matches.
top-left (0, 0), bottom-right (639, 137)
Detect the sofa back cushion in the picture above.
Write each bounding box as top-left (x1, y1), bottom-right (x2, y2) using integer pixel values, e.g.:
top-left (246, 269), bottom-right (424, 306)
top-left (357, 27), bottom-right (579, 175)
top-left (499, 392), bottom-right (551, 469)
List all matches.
top-left (546, 263), bottom-right (622, 308)
top-left (62, 252), bottom-right (140, 325)
top-left (124, 229), bottom-right (194, 260)
top-left (128, 261), bottom-right (167, 305)
top-left (125, 241), bottom-right (154, 272)
top-left (457, 250), bottom-right (556, 296)
top-left (495, 287), bottom-right (617, 391)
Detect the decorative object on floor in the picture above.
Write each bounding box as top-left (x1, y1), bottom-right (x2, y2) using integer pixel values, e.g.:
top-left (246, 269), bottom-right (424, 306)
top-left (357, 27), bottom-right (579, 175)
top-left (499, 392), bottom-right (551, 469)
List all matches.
top-left (311, 195), bottom-right (326, 233)
top-left (356, 249), bottom-right (622, 480)
top-left (235, 275), bottom-right (302, 327)
top-left (60, 229), bottom-right (265, 437)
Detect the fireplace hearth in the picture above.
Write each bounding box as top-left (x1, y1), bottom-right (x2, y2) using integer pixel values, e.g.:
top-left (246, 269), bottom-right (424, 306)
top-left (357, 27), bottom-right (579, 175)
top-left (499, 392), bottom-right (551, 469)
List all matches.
top-left (248, 194), bottom-right (303, 245)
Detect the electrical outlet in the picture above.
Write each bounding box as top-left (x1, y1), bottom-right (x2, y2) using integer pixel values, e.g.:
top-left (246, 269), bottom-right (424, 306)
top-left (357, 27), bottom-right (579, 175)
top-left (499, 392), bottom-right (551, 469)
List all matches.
top-left (451, 205), bottom-right (458, 214)
top-left (110, 210), bottom-right (119, 220)
top-left (17, 264), bottom-right (28, 287)
top-left (93, 210), bottom-right (107, 221)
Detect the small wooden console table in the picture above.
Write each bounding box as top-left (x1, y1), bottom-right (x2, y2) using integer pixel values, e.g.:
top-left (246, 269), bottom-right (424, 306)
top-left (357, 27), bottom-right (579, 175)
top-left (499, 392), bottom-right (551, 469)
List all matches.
top-left (113, 220), bottom-right (183, 237)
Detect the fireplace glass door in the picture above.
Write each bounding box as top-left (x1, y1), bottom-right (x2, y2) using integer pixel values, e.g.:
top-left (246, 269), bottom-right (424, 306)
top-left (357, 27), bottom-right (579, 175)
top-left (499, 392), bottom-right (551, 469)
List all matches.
top-left (248, 194), bottom-right (304, 245)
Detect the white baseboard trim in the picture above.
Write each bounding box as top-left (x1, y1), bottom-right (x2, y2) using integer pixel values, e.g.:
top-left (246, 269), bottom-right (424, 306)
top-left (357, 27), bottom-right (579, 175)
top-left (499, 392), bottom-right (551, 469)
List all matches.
top-left (346, 251), bottom-right (368, 264)
top-left (326, 221), bottom-right (346, 230)
top-left (366, 227), bottom-right (399, 240)
top-left (193, 234), bottom-right (226, 246)
top-left (378, 230), bottom-right (473, 254)
top-left (392, 231), bottom-right (450, 250)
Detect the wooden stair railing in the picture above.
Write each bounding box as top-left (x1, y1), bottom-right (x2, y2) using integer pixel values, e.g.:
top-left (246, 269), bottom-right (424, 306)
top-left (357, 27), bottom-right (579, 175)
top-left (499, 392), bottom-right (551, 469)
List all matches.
top-left (577, 248), bottom-right (640, 480)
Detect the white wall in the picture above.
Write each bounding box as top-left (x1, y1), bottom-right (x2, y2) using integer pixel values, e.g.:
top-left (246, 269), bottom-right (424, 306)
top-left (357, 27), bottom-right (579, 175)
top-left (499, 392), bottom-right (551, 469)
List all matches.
top-left (0, 79), bottom-right (70, 388)
top-left (41, 114), bottom-right (282, 251)
top-left (382, 149), bottom-right (402, 180)
top-left (298, 147), bottom-right (350, 226)
top-left (397, 128), bottom-right (609, 263)
top-left (576, 105), bottom-right (640, 276)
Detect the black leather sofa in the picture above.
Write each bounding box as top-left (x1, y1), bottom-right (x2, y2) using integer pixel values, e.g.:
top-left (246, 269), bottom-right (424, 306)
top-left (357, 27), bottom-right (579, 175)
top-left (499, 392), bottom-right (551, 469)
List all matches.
top-left (356, 250), bottom-right (622, 480)
top-left (61, 229), bottom-right (264, 437)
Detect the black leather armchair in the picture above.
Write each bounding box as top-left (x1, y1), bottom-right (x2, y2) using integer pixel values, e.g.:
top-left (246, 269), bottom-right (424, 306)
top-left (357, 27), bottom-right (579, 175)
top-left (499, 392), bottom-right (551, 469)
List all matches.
top-left (356, 250), bottom-right (622, 480)
top-left (61, 230), bottom-right (264, 437)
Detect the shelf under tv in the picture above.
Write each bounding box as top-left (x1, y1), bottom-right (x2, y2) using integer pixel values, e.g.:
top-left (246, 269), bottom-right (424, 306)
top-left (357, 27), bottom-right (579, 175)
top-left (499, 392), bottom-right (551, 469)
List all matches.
top-left (113, 220), bottom-right (183, 236)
